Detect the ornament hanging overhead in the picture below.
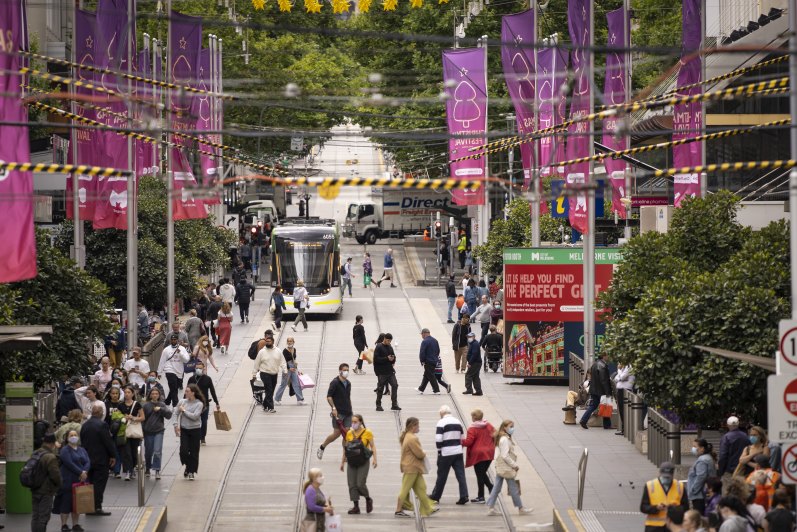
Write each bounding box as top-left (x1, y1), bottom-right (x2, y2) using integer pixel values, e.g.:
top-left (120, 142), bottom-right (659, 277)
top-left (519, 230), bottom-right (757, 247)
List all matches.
top-left (252, 0), bottom-right (266, 8)
top-left (251, 0), bottom-right (432, 10)
top-left (410, 0), bottom-right (422, 6)
top-left (277, 0), bottom-right (291, 10)
top-left (382, 0), bottom-right (397, 10)
top-left (331, 0), bottom-right (351, 12)
top-left (304, 0), bottom-right (322, 12)
top-left (359, 0), bottom-right (373, 11)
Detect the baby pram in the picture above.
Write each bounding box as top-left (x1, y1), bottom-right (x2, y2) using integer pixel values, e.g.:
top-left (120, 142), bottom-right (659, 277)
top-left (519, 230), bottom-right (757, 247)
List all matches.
top-left (250, 377), bottom-right (265, 406)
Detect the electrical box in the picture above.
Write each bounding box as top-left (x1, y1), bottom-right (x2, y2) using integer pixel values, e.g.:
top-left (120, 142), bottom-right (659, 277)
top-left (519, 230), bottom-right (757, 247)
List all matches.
top-left (640, 205), bottom-right (673, 234)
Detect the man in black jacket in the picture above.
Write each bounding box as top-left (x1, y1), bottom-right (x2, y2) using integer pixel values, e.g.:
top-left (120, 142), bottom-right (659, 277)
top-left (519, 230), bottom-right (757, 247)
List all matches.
top-left (207, 295), bottom-right (223, 347)
top-left (80, 404), bottom-right (117, 515)
top-left (374, 333), bottom-right (401, 411)
top-left (417, 328), bottom-right (442, 394)
top-left (445, 275), bottom-right (457, 323)
top-left (580, 352), bottom-right (612, 430)
top-left (451, 315), bottom-right (471, 373)
top-left (187, 361), bottom-right (220, 445)
top-left (55, 377), bottom-right (82, 421)
top-left (235, 276), bottom-right (256, 324)
top-left (30, 433), bottom-right (62, 532)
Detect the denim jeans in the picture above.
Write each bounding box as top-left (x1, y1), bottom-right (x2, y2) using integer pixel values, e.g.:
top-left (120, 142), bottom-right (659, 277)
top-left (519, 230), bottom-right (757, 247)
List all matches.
top-left (341, 277), bottom-right (352, 297)
top-left (486, 475), bottom-right (523, 508)
top-left (580, 393), bottom-right (611, 428)
top-left (144, 431), bottom-right (164, 471)
top-left (447, 297), bottom-right (456, 321)
top-left (275, 365), bottom-right (304, 402)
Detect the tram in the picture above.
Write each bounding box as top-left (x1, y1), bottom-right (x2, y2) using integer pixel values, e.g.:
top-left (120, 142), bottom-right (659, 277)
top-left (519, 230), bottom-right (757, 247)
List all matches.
top-left (270, 218), bottom-right (343, 316)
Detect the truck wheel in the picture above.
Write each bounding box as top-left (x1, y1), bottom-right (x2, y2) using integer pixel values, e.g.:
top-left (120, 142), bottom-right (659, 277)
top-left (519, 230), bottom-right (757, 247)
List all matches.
top-left (355, 236), bottom-right (366, 245)
top-left (365, 231), bottom-right (377, 245)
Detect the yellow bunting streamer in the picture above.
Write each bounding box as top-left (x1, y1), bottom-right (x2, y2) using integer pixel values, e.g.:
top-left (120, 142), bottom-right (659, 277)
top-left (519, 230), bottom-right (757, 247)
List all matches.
top-left (0, 161), bottom-right (132, 177)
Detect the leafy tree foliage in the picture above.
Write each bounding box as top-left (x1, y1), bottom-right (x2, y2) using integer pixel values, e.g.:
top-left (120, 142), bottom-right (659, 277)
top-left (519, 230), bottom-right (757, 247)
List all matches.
top-left (0, 231), bottom-right (113, 388)
top-left (599, 192), bottom-right (789, 426)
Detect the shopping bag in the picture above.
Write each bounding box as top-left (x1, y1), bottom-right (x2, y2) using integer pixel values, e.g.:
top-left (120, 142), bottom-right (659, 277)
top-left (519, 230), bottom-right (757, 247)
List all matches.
top-left (598, 396), bottom-right (614, 418)
top-left (325, 512), bottom-right (342, 532)
top-left (298, 374), bottom-right (315, 389)
top-left (72, 482), bottom-right (95, 514)
top-left (214, 409), bottom-right (232, 431)
top-left (125, 420), bottom-right (144, 439)
top-left (360, 349), bottom-right (374, 364)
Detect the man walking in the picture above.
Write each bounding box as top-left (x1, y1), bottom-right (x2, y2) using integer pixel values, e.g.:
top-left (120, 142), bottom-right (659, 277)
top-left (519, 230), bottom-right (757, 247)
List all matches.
top-left (252, 334), bottom-right (285, 413)
top-left (341, 257), bottom-right (354, 297)
top-left (430, 405), bottom-right (469, 505)
top-left (317, 363), bottom-right (353, 459)
top-left (470, 295), bottom-right (492, 342)
top-left (445, 275), bottom-right (457, 323)
top-left (235, 274), bottom-right (256, 323)
top-left (718, 416), bottom-right (749, 476)
top-left (29, 433), bottom-right (61, 532)
top-left (451, 315), bottom-right (471, 373)
top-left (417, 328), bottom-right (444, 395)
top-left (219, 279), bottom-right (236, 306)
top-left (81, 405), bottom-right (117, 516)
top-left (374, 333), bottom-right (401, 411)
top-left (579, 352), bottom-right (612, 430)
top-left (207, 295), bottom-right (222, 347)
top-left (157, 333), bottom-right (191, 407)
top-left (124, 346), bottom-right (150, 393)
top-left (169, 321), bottom-right (190, 348)
top-left (463, 332), bottom-right (483, 395)
top-left (377, 248), bottom-right (396, 288)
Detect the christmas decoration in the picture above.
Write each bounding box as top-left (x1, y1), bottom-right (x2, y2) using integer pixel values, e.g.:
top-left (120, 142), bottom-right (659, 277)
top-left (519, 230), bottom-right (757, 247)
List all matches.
top-left (358, 0), bottom-right (373, 12)
top-left (331, 0), bottom-right (350, 13)
top-left (304, 0), bottom-right (322, 12)
top-left (278, 0), bottom-right (292, 11)
top-left (252, 0), bottom-right (266, 8)
top-left (382, 0), bottom-right (397, 10)
top-left (410, 0), bottom-right (422, 6)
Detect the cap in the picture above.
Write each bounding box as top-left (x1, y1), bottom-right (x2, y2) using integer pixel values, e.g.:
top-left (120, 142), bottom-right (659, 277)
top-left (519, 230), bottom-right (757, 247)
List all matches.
top-left (727, 416), bottom-right (739, 426)
top-left (753, 454), bottom-right (770, 467)
top-left (659, 461), bottom-right (675, 473)
top-left (170, 332), bottom-right (180, 341)
top-left (43, 433), bottom-right (56, 444)
top-left (421, 328), bottom-right (430, 334)
top-left (467, 332), bottom-right (476, 337)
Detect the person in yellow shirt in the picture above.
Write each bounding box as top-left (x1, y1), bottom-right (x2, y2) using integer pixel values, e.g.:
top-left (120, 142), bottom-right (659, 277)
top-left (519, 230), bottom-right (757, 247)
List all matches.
top-left (457, 234), bottom-right (467, 269)
top-left (640, 461), bottom-right (688, 531)
top-left (340, 414), bottom-right (377, 515)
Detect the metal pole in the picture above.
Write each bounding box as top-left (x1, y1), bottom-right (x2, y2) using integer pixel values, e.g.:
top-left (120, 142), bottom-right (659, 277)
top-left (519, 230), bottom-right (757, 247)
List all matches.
top-left (700, 0), bottom-right (707, 198)
top-left (623, 0), bottom-right (632, 240)
top-left (530, 0), bottom-right (541, 247)
top-left (479, 35), bottom-right (489, 283)
top-left (583, 0), bottom-right (596, 369)
top-left (789, 0), bottom-right (797, 320)
top-left (70, 5), bottom-right (82, 269)
top-left (126, 0), bottom-right (138, 351)
top-left (166, 0), bottom-right (175, 325)
top-left (137, 444), bottom-right (145, 506)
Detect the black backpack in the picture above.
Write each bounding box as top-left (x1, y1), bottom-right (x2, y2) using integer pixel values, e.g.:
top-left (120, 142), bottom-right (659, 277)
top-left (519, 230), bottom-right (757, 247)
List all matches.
top-left (248, 339), bottom-right (261, 360)
top-left (19, 449), bottom-right (49, 489)
top-left (340, 264), bottom-right (347, 276)
top-left (345, 435), bottom-right (368, 467)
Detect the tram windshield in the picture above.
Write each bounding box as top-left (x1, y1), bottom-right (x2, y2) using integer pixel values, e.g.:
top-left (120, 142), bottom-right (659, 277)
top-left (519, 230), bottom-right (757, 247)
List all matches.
top-left (274, 235), bottom-right (334, 293)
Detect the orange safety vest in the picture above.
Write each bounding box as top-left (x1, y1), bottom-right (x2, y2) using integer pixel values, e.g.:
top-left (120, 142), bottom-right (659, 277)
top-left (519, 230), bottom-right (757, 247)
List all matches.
top-left (746, 469), bottom-right (781, 510)
top-left (644, 479), bottom-right (684, 527)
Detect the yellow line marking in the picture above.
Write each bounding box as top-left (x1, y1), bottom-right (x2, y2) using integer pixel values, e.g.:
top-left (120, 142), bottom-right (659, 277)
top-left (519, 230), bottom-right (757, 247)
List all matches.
top-left (135, 506), bottom-right (153, 532)
top-left (567, 509), bottom-right (588, 532)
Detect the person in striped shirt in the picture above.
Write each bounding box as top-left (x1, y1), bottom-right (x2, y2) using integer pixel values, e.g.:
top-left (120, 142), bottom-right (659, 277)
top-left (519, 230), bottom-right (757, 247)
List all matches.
top-left (429, 405), bottom-right (469, 505)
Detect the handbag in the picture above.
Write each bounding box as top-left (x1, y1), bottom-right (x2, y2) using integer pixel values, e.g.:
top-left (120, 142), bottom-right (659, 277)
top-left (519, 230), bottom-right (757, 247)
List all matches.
top-left (298, 374), bottom-right (315, 389)
top-left (212, 319), bottom-right (219, 328)
top-left (184, 356), bottom-right (198, 374)
top-left (598, 396), bottom-right (614, 418)
top-left (125, 419), bottom-right (143, 439)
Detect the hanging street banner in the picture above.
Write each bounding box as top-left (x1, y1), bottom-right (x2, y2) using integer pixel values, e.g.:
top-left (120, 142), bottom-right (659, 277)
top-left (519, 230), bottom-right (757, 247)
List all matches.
top-left (443, 48), bottom-right (487, 206)
top-left (673, 0), bottom-right (703, 206)
top-left (602, 7), bottom-right (629, 219)
top-left (565, 0), bottom-right (592, 234)
top-left (195, 48), bottom-right (220, 203)
top-left (502, 247), bottom-right (623, 378)
top-left (0, 0), bottom-right (37, 283)
top-left (537, 47), bottom-right (569, 177)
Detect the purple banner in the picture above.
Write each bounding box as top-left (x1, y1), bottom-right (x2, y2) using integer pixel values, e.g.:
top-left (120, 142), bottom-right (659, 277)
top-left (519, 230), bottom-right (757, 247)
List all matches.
top-left (673, 0), bottom-right (703, 206)
top-left (171, 11), bottom-right (207, 219)
top-left (565, 0), bottom-right (591, 233)
top-left (194, 48), bottom-right (219, 203)
top-left (603, 7), bottom-right (629, 219)
top-left (443, 48), bottom-right (487, 206)
top-left (135, 48), bottom-right (156, 179)
top-left (0, 0), bottom-right (37, 282)
top-left (537, 47), bottom-right (569, 176)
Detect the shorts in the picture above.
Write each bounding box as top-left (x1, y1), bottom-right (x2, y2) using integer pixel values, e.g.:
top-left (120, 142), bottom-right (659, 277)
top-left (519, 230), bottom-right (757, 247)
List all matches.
top-left (334, 414), bottom-right (353, 430)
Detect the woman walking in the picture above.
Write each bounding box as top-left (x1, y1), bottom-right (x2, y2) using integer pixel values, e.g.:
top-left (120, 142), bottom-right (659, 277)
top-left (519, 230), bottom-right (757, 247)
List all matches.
top-left (216, 303), bottom-right (234, 355)
top-left (176, 383), bottom-right (205, 480)
top-left (275, 337), bottom-right (305, 406)
top-left (462, 409), bottom-right (495, 503)
top-left (301, 468), bottom-right (334, 531)
top-left (353, 316), bottom-right (368, 375)
top-left (119, 385), bottom-right (144, 481)
top-left (291, 280), bottom-right (309, 332)
top-left (688, 438), bottom-right (717, 514)
top-left (362, 253), bottom-right (377, 288)
top-left (53, 429), bottom-right (90, 532)
top-left (142, 387), bottom-right (172, 480)
top-left (271, 285), bottom-right (287, 331)
top-left (340, 414), bottom-right (377, 514)
top-left (104, 385), bottom-right (124, 478)
top-left (395, 417), bottom-right (436, 518)
top-left (486, 420), bottom-right (534, 516)
top-left (193, 335), bottom-right (218, 372)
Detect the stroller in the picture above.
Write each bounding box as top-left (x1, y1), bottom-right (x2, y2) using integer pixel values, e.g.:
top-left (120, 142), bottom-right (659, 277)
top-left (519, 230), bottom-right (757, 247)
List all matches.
top-left (485, 345), bottom-right (502, 373)
top-left (250, 377), bottom-right (265, 406)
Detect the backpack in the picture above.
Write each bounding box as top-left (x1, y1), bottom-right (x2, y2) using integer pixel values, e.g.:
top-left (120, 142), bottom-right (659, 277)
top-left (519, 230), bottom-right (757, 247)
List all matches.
top-left (340, 264), bottom-right (347, 276)
top-left (345, 434), bottom-right (369, 467)
top-left (248, 339), bottom-right (261, 360)
top-left (19, 449), bottom-right (49, 489)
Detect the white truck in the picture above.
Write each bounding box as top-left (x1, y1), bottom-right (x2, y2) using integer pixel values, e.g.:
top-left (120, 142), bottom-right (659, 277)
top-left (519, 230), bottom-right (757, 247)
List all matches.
top-left (342, 189), bottom-right (465, 244)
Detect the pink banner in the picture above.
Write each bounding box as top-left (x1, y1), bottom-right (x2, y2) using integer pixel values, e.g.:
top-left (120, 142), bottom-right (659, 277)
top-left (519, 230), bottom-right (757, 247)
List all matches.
top-left (443, 48), bottom-right (487, 206)
top-left (565, 0), bottom-right (591, 234)
top-left (135, 48), bottom-right (156, 179)
top-left (537, 48), bottom-right (568, 177)
top-left (0, 0), bottom-right (37, 282)
top-left (194, 49), bottom-right (220, 204)
top-left (603, 7), bottom-right (629, 218)
top-left (673, 0), bottom-right (703, 206)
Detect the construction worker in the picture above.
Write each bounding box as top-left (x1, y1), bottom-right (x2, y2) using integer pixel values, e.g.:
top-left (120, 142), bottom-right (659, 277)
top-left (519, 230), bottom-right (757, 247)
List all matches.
top-left (640, 461), bottom-right (688, 532)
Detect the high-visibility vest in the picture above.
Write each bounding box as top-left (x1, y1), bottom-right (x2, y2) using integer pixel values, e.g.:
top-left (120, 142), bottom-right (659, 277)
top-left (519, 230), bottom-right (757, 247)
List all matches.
top-left (644, 479), bottom-right (684, 527)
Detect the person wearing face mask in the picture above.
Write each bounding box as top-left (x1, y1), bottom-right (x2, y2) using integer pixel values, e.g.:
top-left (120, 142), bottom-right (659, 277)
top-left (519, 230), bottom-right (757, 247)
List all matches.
top-left (640, 461), bottom-right (689, 531)
top-left (486, 420), bottom-right (533, 516)
top-left (340, 414), bottom-right (377, 514)
top-left (736, 425), bottom-right (771, 477)
top-left (142, 371), bottom-right (165, 401)
top-left (124, 347), bottom-right (150, 391)
top-left (54, 430), bottom-right (90, 532)
top-left (252, 334), bottom-right (285, 413)
top-left (301, 468), bottom-right (334, 530)
top-left (193, 335), bottom-right (219, 373)
top-left (490, 300), bottom-right (503, 326)
top-left (275, 337), bottom-right (306, 406)
top-left (157, 333), bottom-right (191, 408)
top-left (142, 387), bottom-right (172, 480)
top-left (687, 439), bottom-right (717, 514)
top-left (317, 364), bottom-right (354, 459)
top-left (187, 361), bottom-right (220, 444)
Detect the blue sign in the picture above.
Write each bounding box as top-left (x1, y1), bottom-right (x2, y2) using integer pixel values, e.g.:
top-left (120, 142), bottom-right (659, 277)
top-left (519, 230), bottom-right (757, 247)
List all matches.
top-left (550, 180), bottom-right (605, 218)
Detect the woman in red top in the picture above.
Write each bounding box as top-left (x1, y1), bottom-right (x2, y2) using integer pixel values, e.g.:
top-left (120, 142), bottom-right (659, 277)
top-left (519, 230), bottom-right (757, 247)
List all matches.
top-left (461, 408), bottom-right (496, 503)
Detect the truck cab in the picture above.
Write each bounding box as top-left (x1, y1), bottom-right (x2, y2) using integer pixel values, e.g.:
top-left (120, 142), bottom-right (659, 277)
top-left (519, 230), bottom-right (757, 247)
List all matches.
top-left (343, 201), bottom-right (382, 244)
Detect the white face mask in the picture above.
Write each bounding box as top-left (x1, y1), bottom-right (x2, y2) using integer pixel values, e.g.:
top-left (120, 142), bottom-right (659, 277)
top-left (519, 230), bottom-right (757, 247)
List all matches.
top-left (340, 371), bottom-right (349, 379)
top-left (351, 422), bottom-right (361, 431)
top-left (317, 476), bottom-right (324, 485)
top-left (203, 341), bottom-right (209, 346)
top-left (68, 436), bottom-right (79, 445)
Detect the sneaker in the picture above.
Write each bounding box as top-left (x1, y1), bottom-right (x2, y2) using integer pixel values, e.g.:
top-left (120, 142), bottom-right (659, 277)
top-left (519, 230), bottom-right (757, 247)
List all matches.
top-left (391, 405), bottom-right (402, 411)
top-left (394, 511), bottom-right (412, 518)
top-left (463, 390), bottom-right (473, 395)
top-left (317, 447), bottom-right (325, 459)
top-left (430, 507), bottom-right (440, 514)
top-left (473, 392), bottom-right (483, 396)
top-left (114, 473), bottom-right (122, 479)
top-left (267, 408), bottom-right (277, 413)
top-left (201, 439), bottom-right (206, 445)
top-left (130, 471), bottom-right (136, 480)
top-left (145, 469), bottom-right (151, 478)
top-left (456, 497), bottom-right (469, 505)
top-left (241, 320), bottom-right (245, 324)
top-left (487, 507), bottom-right (500, 516)
top-left (221, 346), bottom-right (226, 355)
top-left (447, 319), bottom-right (455, 323)
top-left (246, 317), bottom-right (249, 323)
top-left (184, 470), bottom-right (189, 479)
top-left (376, 405), bottom-right (384, 411)
top-left (275, 400), bottom-right (282, 406)
top-left (291, 325), bottom-right (297, 332)
top-left (446, 384), bottom-right (452, 393)
top-left (72, 525), bottom-right (85, 532)
top-left (470, 497), bottom-right (485, 504)
top-left (519, 507), bottom-right (534, 515)
top-left (125, 473), bottom-right (131, 481)
top-left (61, 525), bottom-right (71, 532)
top-left (416, 388), bottom-right (424, 395)
top-left (297, 400), bottom-right (306, 405)
top-left (432, 391), bottom-right (441, 395)
top-left (188, 473), bottom-right (195, 481)
top-left (155, 471), bottom-right (161, 480)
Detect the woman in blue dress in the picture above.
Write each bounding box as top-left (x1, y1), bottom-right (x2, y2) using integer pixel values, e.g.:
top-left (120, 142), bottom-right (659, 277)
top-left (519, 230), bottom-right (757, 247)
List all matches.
top-left (53, 429), bottom-right (91, 531)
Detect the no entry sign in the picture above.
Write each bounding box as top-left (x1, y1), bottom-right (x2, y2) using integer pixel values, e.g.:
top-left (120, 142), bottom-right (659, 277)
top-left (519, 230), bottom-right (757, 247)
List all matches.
top-left (768, 375), bottom-right (797, 443)
top-left (782, 444), bottom-right (797, 484)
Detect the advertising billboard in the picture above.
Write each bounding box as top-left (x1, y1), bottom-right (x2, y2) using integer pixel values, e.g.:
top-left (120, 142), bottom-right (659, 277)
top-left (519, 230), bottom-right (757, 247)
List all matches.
top-left (502, 247), bottom-right (623, 379)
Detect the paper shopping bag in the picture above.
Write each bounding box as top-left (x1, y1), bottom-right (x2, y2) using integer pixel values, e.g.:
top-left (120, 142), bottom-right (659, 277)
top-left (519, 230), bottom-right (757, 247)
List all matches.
top-left (72, 482), bottom-right (95, 514)
top-left (214, 410), bottom-right (232, 431)
top-left (298, 374), bottom-right (315, 389)
top-left (598, 396), bottom-right (614, 418)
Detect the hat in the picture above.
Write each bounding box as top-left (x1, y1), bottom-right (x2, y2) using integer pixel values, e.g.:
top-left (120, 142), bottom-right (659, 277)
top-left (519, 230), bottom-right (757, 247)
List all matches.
top-left (467, 332), bottom-right (476, 338)
top-left (727, 416), bottom-right (739, 426)
top-left (421, 328), bottom-right (430, 334)
top-left (170, 332), bottom-right (180, 341)
top-left (754, 454), bottom-right (770, 468)
top-left (659, 461), bottom-right (675, 474)
top-left (43, 433), bottom-right (56, 444)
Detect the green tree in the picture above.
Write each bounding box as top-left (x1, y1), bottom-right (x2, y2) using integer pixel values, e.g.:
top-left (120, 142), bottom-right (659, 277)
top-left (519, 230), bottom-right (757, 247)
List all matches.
top-left (0, 231), bottom-right (113, 388)
top-left (599, 193), bottom-right (790, 426)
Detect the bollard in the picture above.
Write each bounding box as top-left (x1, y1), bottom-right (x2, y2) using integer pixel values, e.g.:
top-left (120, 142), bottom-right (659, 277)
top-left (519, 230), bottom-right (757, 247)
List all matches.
top-left (577, 448), bottom-right (589, 510)
top-left (138, 444), bottom-right (145, 506)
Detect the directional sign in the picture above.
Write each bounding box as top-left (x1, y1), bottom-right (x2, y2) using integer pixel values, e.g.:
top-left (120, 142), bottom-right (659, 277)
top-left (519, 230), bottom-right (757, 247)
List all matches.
top-left (779, 320), bottom-right (797, 374)
top-left (782, 443), bottom-right (797, 484)
top-left (224, 215), bottom-right (239, 234)
top-left (290, 136), bottom-right (304, 152)
top-left (768, 374), bottom-right (797, 443)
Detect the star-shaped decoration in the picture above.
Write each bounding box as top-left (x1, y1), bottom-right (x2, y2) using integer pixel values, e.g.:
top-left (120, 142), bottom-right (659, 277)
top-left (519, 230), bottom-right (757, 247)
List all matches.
top-left (382, 0), bottom-right (397, 11)
top-left (85, 35), bottom-right (93, 49)
top-left (459, 67), bottom-right (468, 77)
top-left (304, 0), bottom-right (322, 12)
top-left (278, 0), bottom-right (292, 11)
top-left (438, 0), bottom-right (449, 4)
top-left (410, 0), bottom-right (422, 7)
top-left (358, 0), bottom-right (373, 12)
top-left (179, 37), bottom-right (187, 50)
top-left (252, 0), bottom-right (266, 8)
top-left (331, 0), bottom-right (351, 14)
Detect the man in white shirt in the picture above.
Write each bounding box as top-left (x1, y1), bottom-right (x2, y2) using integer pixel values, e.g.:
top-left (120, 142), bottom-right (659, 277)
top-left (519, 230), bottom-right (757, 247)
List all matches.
top-left (157, 333), bottom-right (191, 407)
top-left (219, 279), bottom-right (236, 306)
top-left (430, 405), bottom-right (469, 505)
top-left (252, 335), bottom-right (285, 413)
top-left (123, 347), bottom-right (150, 391)
top-left (470, 295), bottom-right (493, 342)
